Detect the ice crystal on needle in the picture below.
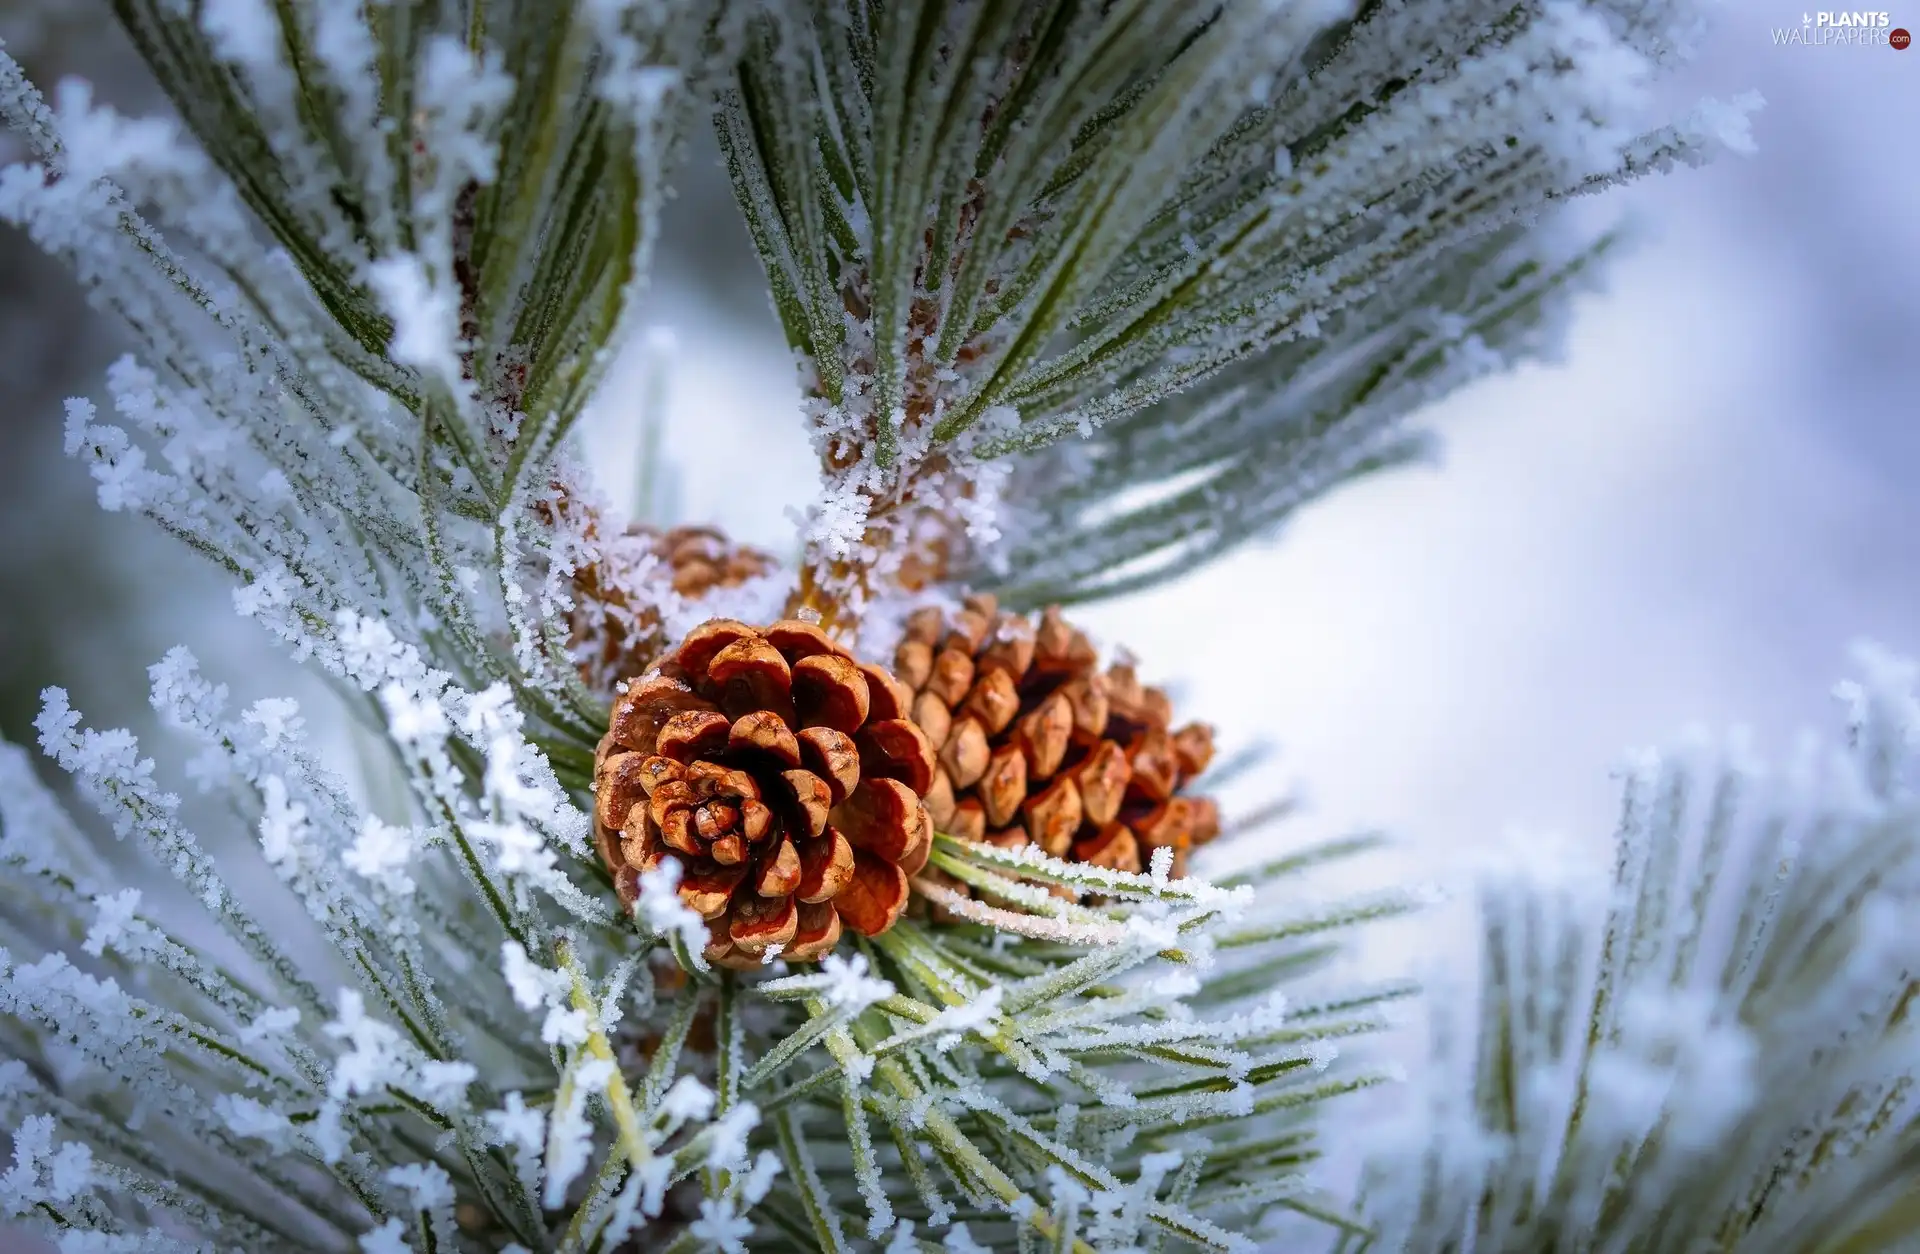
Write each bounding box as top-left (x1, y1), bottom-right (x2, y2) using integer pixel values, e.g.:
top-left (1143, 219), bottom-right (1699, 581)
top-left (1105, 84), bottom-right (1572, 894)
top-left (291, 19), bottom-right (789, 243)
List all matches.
top-left (3, 2), bottom-right (1903, 1254)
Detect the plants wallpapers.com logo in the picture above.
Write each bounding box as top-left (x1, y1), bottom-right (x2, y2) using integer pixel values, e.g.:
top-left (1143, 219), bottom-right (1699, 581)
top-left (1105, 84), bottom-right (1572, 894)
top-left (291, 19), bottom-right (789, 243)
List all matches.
top-left (1773, 10), bottom-right (1913, 45)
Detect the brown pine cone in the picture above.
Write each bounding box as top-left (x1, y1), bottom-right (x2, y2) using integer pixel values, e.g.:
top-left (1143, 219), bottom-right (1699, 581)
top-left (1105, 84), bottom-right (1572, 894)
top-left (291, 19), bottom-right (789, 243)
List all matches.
top-left (576, 525), bottom-right (776, 688)
top-left (895, 595), bottom-right (1221, 883)
top-left (647, 525), bottom-right (777, 599)
top-left (541, 486), bottom-right (777, 693)
top-left (594, 618), bottom-right (936, 969)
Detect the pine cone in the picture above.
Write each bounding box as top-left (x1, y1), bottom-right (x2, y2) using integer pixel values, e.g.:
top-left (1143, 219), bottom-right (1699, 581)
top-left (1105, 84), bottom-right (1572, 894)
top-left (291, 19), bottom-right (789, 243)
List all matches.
top-left (594, 618), bottom-right (935, 969)
top-left (647, 525), bottom-right (777, 599)
top-left (572, 521), bottom-right (775, 689)
top-left (895, 595), bottom-right (1220, 883)
top-left (539, 486), bottom-right (776, 693)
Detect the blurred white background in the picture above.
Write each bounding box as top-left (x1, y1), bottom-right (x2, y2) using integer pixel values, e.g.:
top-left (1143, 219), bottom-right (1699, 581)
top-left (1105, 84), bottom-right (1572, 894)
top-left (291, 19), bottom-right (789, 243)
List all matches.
top-left (0, 6), bottom-right (1916, 1233)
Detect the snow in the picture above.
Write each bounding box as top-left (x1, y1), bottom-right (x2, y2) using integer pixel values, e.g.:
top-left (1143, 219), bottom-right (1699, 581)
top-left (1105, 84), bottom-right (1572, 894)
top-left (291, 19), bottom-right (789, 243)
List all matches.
top-left (1, 1116), bottom-right (95, 1214)
top-left (235, 1006), bottom-right (299, 1045)
top-left (706, 1102), bottom-right (761, 1170)
top-left (357, 1219), bottom-right (410, 1254)
top-left (255, 775), bottom-right (310, 872)
top-left (688, 1198), bottom-right (754, 1252)
top-left (485, 1092), bottom-right (547, 1157)
top-left (632, 856), bottom-right (711, 955)
top-left (214, 1094), bottom-right (296, 1151)
top-left (941, 1225), bottom-right (991, 1253)
top-left (500, 940), bottom-right (561, 1011)
top-left (344, 817), bottom-right (418, 895)
top-left (79, 889), bottom-right (146, 960)
top-left (198, 0), bottom-right (280, 70)
top-left (661, 1074), bottom-right (717, 1124)
top-left (384, 1162), bottom-right (455, 1212)
top-left (543, 1057), bottom-right (613, 1209)
top-left (416, 37), bottom-right (514, 190)
top-left (241, 697), bottom-right (303, 750)
top-left (323, 989), bottom-right (408, 1103)
top-left (819, 952), bottom-right (894, 1014)
top-left (1682, 91), bottom-right (1766, 155)
top-left (367, 254), bottom-right (465, 391)
top-left (932, 984), bottom-right (1003, 1052)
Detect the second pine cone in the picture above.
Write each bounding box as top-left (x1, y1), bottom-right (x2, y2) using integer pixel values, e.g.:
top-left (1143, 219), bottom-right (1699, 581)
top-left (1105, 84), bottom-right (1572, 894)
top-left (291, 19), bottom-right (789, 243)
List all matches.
top-left (896, 595), bottom-right (1220, 881)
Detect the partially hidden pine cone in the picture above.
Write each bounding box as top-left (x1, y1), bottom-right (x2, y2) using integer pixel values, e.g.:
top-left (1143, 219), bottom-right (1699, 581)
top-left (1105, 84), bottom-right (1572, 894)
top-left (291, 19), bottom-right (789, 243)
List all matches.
top-left (896, 595), bottom-right (1220, 883)
top-left (539, 484), bottom-right (776, 691)
top-left (594, 618), bottom-right (936, 969)
top-left (644, 525), bottom-right (778, 599)
top-left (570, 520), bottom-right (776, 689)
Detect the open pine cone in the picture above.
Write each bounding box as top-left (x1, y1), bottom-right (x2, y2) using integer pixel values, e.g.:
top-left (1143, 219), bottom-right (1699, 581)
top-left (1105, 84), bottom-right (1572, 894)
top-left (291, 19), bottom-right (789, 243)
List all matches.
top-left (594, 618), bottom-right (935, 969)
top-left (896, 595), bottom-right (1221, 882)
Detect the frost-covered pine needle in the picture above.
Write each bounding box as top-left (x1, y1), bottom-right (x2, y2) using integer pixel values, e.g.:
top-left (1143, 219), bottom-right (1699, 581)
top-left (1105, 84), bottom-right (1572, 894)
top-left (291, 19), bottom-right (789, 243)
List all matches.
top-left (716, 0), bottom-right (1761, 616)
top-left (1344, 645), bottom-right (1920, 1254)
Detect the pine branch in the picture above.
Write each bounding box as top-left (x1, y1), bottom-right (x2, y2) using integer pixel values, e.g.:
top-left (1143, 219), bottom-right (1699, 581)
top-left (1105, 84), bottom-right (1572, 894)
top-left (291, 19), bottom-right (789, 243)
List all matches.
top-left (0, 2), bottom-right (744, 766)
top-left (716, 0), bottom-right (1760, 616)
top-left (108, 0), bottom-right (720, 501)
top-left (1346, 645), bottom-right (1920, 1254)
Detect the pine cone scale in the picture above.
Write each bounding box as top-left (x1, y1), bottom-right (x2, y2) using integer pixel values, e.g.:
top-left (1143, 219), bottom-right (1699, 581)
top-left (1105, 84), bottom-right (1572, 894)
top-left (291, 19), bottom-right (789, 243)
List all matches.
top-left (924, 768), bottom-right (957, 826)
top-left (860, 664), bottom-right (914, 721)
top-left (793, 653), bottom-right (872, 732)
top-left (780, 768), bottom-right (832, 836)
top-left (730, 894), bottom-right (797, 953)
top-left (753, 838), bottom-right (801, 897)
top-left (609, 676), bottom-right (714, 756)
top-left (796, 830), bottom-right (855, 903)
top-left (729, 710), bottom-right (800, 763)
top-left (980, 744), bottom-right (1026, 827)
top-left (835, 850), bottom-right (911, 936)
top-left (833, 777), bottom-right (922, 863)
top-left (785, 900), bottom-right (842, 961)
top-left (1074, 740), bottom-right (1131, 826)
top-left (912, 690), bottom-right (953, 748)
top-left (797, 726), bottom-right (861, 801)
top-left (940, 717), bottom-right (991, 788)
top-left (859, 718), bottom-right (938, 794)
